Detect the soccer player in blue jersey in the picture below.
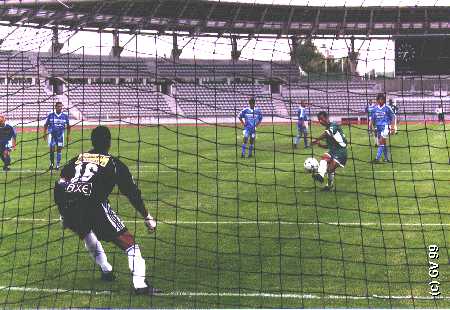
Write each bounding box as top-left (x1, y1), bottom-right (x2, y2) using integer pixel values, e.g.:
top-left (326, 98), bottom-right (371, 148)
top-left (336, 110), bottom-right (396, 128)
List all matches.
top-left (0, 115), bottom-right (16, 171)
top-left (293, 100), bottom-right (309, 148)
top-left (238, 98), bottom-right (263, 158)
top-left (43, 102), bottom-right (71, 170)
top-left (369, 93), bottom-right (395, 163)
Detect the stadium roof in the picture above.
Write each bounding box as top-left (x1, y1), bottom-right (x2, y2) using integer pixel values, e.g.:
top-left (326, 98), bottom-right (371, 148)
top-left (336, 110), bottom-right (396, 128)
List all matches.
top-left (0, 0), bottom-right (449, 37)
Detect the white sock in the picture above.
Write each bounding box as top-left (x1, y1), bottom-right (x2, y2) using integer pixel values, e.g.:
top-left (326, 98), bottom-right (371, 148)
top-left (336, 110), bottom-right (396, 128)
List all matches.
top-left (84, 231), bottom-right (112, 273)
top-left (318, 160), bottom-right (327, 178)
top-left (126, 244), bottom-right (147, 289)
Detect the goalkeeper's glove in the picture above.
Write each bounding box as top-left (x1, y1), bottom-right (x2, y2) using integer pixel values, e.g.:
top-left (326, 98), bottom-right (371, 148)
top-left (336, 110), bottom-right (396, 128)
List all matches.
top-left (144, 215), bottom-right (157, 233)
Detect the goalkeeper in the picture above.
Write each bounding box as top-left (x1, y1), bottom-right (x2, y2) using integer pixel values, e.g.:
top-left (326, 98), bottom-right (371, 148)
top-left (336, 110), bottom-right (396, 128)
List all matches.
top-left (54, 126), bottom-right (161, 295)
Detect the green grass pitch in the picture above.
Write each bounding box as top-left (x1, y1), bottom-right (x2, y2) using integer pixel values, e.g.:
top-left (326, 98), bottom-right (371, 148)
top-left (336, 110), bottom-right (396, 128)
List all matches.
top-left (0, 122), bottom-right (449, 308)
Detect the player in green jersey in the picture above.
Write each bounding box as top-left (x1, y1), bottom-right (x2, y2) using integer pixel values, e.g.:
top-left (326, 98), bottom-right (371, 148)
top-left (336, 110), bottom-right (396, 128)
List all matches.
top-left (312, 111), bottom-right (348, 191)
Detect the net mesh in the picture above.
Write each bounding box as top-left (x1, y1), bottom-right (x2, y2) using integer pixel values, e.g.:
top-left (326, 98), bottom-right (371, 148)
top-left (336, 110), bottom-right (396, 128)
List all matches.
top-left (0, 17), bottom-right (449, 309)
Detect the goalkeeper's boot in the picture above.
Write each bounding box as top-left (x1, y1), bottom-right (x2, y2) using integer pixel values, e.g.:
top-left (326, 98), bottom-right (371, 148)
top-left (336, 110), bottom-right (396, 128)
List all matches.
top-left (49, 163), bottom-right (54, 170)
top-left (134, 279), bottom-right (162, 296)
top-left (312, 173), bottom-right (324, 183)
top-left (3, 165), bottom-right (10, 172)
top-left (100, 270), bottom-right (116, 282)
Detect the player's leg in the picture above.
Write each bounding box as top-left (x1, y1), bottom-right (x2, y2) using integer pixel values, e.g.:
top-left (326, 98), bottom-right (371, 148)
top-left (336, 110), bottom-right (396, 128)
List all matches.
top-left (248, 134), bottom-right (255, 158)
top-left (95, 202), bottom-right (160, 294)
top-left (324, 160), bottom-right (339, 191)
top-left (2, 149), bottom-right (11, 171)
top-left (56, 146), bottom-right (63, 170)
top-left (82, 230), bottom-right (114, 280)
top-left (48, 134), bottom-right (55, 169)
top-left (293, 125), bottom-right (301, 148)
top-left (113, 231), bottom-right (161, 294)
top-left (55, 134), bottom-right (64, 169)
top-left (302, 126), bottom-right (309, 148)
top-left (373, 126), bottom-right (385, 162)
top-left (313, 153), bottom-right (331, 183)
top-left (241, 130), bottom-right (248, 158)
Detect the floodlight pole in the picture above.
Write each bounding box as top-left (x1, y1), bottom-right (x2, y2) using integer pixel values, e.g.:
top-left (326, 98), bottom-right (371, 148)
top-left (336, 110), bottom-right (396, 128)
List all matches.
top-left (49, 26), bottom-right (64, 55)
top-left (171, 33), bottom-right (182, 61)
top-left (110, 29), bottom-right (123, 58)
top-left (290, 36), bottom-right (299, 65)
top-left (231, 36), bottom-right (241, 61)
top-left (347, 35), bottom-right (359, 79)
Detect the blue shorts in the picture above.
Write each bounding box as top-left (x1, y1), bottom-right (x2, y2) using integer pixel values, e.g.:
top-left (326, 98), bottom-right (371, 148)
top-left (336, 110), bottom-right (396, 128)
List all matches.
top-left (0, 140), bottom-right (13, 152)
top-left (297, 124), bottom-right (308, 134)
top-left (243, 127), bottom-right (256, 139)
top-left (48, 133), bottom-right (64, 147)
top-left (376, 125), bottom-right (389, 139)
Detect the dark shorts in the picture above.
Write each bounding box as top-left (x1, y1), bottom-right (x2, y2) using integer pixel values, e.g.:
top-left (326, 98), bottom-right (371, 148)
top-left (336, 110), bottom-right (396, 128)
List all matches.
top-left (59, 200), bottom-right (127, 241)
top-left (326, 150), bottom-right (347, 168)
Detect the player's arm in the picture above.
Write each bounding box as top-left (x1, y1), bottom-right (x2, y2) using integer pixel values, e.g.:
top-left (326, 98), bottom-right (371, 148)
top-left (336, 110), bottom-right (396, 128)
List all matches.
top-left (256, 111), bottom-right (263, 127)
top-left (43, 115), bottom-right (49, 141)
top-left (115, 159), bottom-right (156, 232)
top-left (238, 110), bottom-right (245, 127)
top-left (66, 117), bottom-right (71, 142)
top-left (11, 127), bottom-right (16, 150)
top-left (311, 131), bottom-right (328, 147)
top-left (388, 107), bottom-right (396, 134)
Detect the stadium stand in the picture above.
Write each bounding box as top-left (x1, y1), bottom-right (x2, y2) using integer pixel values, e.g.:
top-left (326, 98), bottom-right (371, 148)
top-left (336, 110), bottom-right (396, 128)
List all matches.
top-left (66, 84), bottom-right (173, 120)
top-left (0, 84), bottom-right (54, 121)
top-left (173, 83), bottom-right (276, 117)
top-left (40, 53), bottom-right (152, 78)
top-left (0, 49), bottom-right (446, 122)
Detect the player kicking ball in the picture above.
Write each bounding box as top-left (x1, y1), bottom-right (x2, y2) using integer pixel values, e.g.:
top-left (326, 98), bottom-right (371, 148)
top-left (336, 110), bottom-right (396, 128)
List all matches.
top-left (43, 102), bottom-right (70, 170)
top-left (369, 93), bottom-right (395, 163)
top-left (239, 97), bottom-right (263, 158)
top-left (311, 111), bottom-right (348, 191)
top-left (54, 126), bottom-right (161, 295)
top-left (0, 116), bottom-right (16, 171)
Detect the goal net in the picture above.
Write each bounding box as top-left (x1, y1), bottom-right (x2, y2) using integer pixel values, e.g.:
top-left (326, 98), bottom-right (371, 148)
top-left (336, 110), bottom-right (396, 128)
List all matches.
top-left (0, 12), bottom-right (449, 310)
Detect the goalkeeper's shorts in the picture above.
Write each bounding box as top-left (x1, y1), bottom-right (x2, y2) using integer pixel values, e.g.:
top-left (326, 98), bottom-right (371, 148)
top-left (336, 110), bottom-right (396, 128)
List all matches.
top-left (58, 200), bottom-right (127, 241)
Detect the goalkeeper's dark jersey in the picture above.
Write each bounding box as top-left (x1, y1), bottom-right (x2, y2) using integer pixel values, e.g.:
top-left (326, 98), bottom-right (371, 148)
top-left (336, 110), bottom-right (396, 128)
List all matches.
top-left (55, 150), bottom-right (147, 217)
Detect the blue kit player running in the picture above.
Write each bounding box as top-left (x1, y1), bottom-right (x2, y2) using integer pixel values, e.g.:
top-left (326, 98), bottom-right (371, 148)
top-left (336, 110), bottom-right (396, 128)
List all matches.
top-left (0, 116), bottom-right (16, 171)
top-left (239, 98), bottom-right (263, 158)
top-left (293, 100), bottom-right (309, 148)
top-left (43, 102), bottom-right (71, 170)
top-left (369, 93), bottom-right (395, 163)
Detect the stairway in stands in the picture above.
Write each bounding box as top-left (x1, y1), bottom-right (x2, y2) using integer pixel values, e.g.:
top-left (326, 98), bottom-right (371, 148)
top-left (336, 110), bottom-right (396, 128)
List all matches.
top-left (164, 93), bottom-right (185, 117)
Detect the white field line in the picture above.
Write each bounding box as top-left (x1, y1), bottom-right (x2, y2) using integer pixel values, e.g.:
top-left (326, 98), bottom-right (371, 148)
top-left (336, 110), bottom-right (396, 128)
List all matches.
top-left (0, 286), bottom-right (448, 300)
top-left (1, 217), bottom-right (449, 226)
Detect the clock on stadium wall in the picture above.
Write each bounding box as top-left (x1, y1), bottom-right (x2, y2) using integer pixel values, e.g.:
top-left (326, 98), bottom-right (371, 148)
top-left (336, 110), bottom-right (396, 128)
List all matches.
top-left (395, 37), bottom-right (450, 76)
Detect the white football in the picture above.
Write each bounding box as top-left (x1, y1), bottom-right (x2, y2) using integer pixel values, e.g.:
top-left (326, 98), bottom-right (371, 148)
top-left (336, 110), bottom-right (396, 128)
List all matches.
top-left (304, 157), bottom-right (319, 172)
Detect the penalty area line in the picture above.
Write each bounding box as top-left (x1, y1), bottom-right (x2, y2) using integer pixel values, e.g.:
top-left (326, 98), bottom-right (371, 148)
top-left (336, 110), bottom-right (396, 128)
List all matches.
top-left (0, 286), bottom-right (448, 300)
top-left (1, 217), bottom-right (450, 226)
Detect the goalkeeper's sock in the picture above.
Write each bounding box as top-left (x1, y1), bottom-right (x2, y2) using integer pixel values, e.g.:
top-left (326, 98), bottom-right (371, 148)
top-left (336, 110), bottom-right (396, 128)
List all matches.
top-left (376, 145), bottom-right (384, 161)
top-left (383, 145), bottom-right (390, 161)
top-left (84, 232), bottom-right (112, 273)
top-left (241, 144), bottom-right (246, 157)
top-left (248, 144), bottom-right (254, 157)
top-left (318, 160), bottom-right (327, 178)
top-left (126, 244), bottom-right (147, 289)
top-left (56, 152), bottom-right (62, 166)
top-left (49, 151), bottom-right (55, 165)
